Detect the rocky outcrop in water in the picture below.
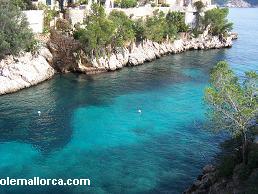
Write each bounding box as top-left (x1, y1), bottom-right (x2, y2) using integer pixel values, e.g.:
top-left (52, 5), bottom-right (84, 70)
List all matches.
top-left (0, 47), bottom-right (55, 95)
top-left (77, 32), bottom-right (238, 74)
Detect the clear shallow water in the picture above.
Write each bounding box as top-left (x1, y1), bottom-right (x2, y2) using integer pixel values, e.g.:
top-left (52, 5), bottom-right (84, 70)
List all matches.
top-left (0, 9), bottom-right (257, 194)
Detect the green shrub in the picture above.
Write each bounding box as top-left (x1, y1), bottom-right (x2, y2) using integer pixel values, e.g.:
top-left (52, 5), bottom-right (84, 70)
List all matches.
top-left (143, 10), bottom-right (167, 42)
top-left (108, 10), bottom-right (135, 47)
top-left (74, 3), bottom-right (115, 56)
top-left (26, 39), bottom-right (40, 54)
top-left (11, 0), bottom-right (36, 10)
top-left (120, 0), bottom-right (137, 8)
top-left (0, 0), bottom-right (35, 59)
top-left (166, 11), bottom-right (189, 33)
top-left (202, 8), bottom-right (233, 35)
top-left (74, 4), bottom-right (190, 54)
top-left (132, 18), bottom-right (146, 42)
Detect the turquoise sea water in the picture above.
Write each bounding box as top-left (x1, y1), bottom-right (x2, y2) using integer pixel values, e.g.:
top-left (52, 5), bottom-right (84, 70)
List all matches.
top-left (0, 9), bottom-right (257, 194)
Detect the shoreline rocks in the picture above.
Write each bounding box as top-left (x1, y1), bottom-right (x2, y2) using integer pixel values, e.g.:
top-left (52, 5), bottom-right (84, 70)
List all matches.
top-left (0, 47), bottom-right (55, 95)
top-left (184, 164), bottom-right (218, 194)
top-left (77, 32), bottom-right (237, 73)
top-left (184, 162), bottom-right (258, 194)
top-left (0, 31), bottom-right (238, 95)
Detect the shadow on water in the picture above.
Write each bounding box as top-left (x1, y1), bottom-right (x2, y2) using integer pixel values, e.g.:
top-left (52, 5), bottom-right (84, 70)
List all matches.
top-left (0, 118), bottom-right (224, 194)
top-left (6, 120), bottom-right (225, 194)
top-left (0, 48), bottom-right (226, 153)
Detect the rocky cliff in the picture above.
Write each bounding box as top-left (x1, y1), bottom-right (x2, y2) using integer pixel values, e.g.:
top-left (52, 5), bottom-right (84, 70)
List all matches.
top-left (0, 47), bottom-right (55, 95)
top-left (76, 32), bottom-right (238, 73)
top-left (0, 31), bottom-right (237, 95)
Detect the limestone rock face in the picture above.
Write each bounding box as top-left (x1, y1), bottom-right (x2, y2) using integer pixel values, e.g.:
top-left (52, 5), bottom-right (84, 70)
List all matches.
top-left (108, 54), bottom-right (122, 70)
top-left (87, 32), bottom-right (237, 72)
top-left (65, 29), bottom-right (238, 74)
top-left (0, 31), bottom-right (238, 95)
top-left (38, 46), bottom-right (53, 64)
top-left (0, 47), bottom-right (55, 95)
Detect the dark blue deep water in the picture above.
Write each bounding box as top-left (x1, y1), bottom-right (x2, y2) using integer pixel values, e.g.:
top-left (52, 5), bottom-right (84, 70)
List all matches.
top-left (0, 9), bottom-right (257, 194)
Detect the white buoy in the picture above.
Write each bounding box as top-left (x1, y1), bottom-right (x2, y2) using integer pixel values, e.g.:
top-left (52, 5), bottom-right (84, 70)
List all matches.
top-left (138, 109), bottom-right (142, 113)
top-left (38, 111), bottom-right (41, 116)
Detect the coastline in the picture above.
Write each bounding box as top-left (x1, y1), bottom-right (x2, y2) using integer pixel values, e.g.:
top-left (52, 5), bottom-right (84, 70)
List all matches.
top-left (67, 32), bottom-right (238, 74)
top-left (0, 32), bottom-right (237, 95)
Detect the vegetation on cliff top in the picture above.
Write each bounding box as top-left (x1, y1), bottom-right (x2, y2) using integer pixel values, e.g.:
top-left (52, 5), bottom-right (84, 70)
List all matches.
top-left (192, 3), bottom-right (233, 36)
top-left (114, 0), bottom-right (138, 8)
top-left (74, 3), bottom-right (188, 56)
top-left (0, 0), bottom-right (35, 59)
top-left (202, 8), bottom-right (233, 36)
top-left (73, 3), bottom-right (233, 56)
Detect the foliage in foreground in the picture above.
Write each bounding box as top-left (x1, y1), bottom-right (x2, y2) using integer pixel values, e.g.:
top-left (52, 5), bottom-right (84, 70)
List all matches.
top-left (0, 0), bottom-right (35, 59)
top-left (74, 4), bottom-right (188, 55)
top-left (205, 61), bottom-right (257, 164)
